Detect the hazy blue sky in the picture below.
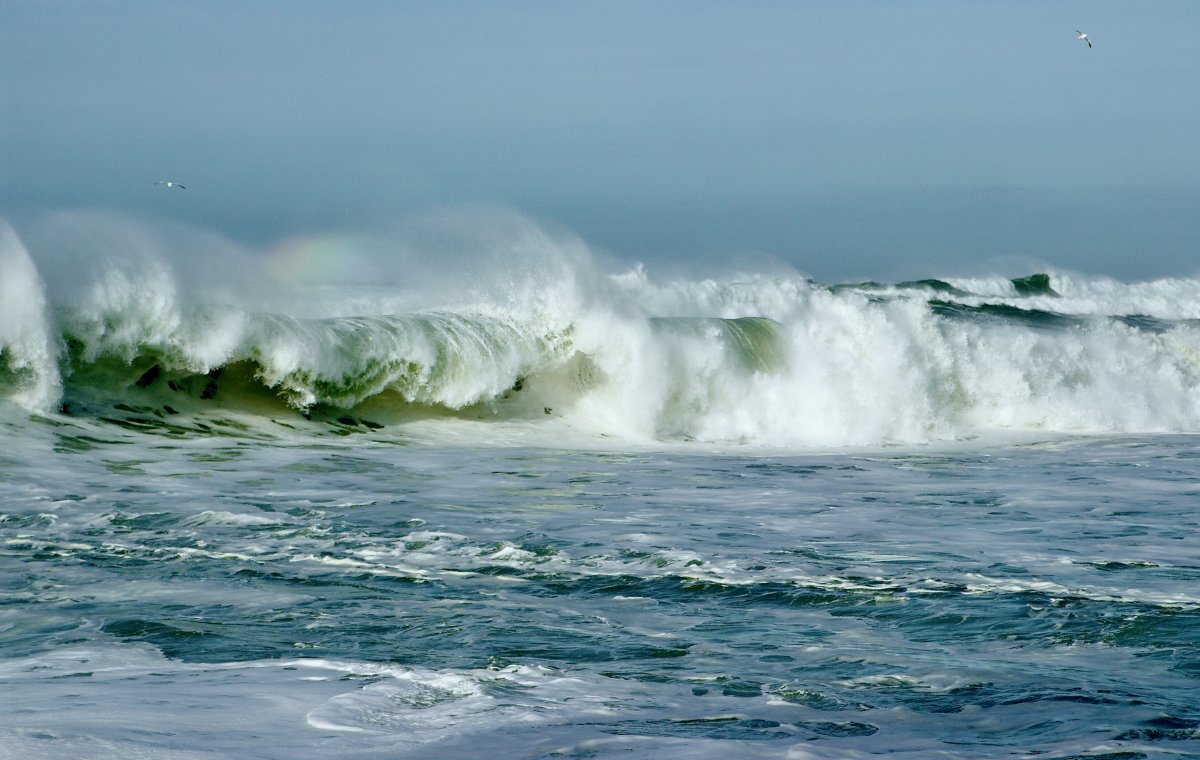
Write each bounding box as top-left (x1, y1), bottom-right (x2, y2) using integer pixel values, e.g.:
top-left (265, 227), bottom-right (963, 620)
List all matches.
top-left (3, 1), bottom-right (1198, 281)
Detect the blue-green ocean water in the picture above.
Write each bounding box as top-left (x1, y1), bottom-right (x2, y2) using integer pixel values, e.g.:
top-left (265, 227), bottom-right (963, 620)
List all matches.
top-left (4, 218), bottom-right (1200, 756)
top-left (2, 409), bottom-right (1198, 759)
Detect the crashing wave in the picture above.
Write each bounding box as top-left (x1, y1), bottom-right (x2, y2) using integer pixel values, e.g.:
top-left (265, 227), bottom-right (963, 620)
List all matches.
top-left (5, 215), bottom-right (1200, 446)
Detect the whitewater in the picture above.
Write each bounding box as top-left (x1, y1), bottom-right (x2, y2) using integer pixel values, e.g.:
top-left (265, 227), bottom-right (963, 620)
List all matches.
top-left (2, 212), bottom-right (1199, 758)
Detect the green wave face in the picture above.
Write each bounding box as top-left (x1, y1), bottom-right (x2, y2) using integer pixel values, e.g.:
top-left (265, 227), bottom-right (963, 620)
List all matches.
top-left (927, 300), bottom-right (1084, 330)
top-left (720, 317), bottom-right (787, 373)
top-left (53, 310), bottom-right (586, 423)
top-left (1010, 273), bottom-right (1058, 297)
top-left (895, 279), bottom-right (969, 297)
top-left (0, 347), bottom-right (39, 394)
top-left (648, 316), bottom-right (788, 375)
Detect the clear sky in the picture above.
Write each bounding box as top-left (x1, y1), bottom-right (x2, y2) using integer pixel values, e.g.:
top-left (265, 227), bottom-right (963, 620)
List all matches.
top-left (3, 0), bottom-right (1198, 282)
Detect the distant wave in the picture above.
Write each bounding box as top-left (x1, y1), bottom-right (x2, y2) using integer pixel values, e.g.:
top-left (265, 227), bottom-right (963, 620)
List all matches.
top-left (4, 217), bottom-right (1200, 447)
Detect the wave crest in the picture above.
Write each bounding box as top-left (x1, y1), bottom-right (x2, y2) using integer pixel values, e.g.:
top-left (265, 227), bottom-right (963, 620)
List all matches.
top-left (7, 214), bottom-right (1200, 447)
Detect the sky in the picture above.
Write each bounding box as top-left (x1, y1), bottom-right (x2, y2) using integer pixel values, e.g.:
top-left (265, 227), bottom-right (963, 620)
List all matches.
top-left (2, 0), bottom-right (1199, 283)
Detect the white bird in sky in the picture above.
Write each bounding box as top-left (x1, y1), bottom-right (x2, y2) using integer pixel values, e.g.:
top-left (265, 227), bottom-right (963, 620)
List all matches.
top-left (1075, 30), bottom-right (1092, 48)
top-left (155, 180), bottom-right (186, 190)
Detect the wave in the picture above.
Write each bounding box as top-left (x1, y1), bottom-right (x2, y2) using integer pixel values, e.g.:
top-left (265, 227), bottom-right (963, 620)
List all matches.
top-left (4, 213), bottom-right (1200, 447)
top-left (0, 222), bottom-right (60, 410)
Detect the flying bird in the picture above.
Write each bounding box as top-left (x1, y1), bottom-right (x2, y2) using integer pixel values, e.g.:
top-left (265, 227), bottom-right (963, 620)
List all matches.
top-left (155, 180), bottom-right (186, 190)
top-left (1075, 30), bottom-right (1092, 48)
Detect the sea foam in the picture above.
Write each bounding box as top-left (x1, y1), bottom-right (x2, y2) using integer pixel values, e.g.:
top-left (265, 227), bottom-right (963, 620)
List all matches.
top-left (0, 222), bottom-right (60, 410)
top-left (5, 212), bottom-right (1200, 447)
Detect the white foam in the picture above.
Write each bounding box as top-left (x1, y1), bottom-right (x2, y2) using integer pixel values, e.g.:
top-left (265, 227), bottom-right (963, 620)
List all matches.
top-left (10, 211), bottom-right (1200, 448)
top-left (184, 510), bottom-right (288, 526)
top-left (0, 222), bottom-right (61, 410)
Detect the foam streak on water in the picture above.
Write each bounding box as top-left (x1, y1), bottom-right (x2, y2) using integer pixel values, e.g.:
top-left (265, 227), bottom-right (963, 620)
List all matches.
top-left (1, 408), bottom-right (1198, 758)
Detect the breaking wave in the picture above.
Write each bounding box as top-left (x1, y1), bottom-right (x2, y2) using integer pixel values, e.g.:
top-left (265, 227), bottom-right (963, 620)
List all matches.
top-left (3, 212), bottom-right (1200, 447)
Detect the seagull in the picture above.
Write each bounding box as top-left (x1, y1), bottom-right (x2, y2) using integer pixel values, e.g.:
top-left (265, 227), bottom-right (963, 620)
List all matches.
top-left (1075, 30), bottom-right (1092, 48)
top-left (155, 180), bottom-right (186, 190)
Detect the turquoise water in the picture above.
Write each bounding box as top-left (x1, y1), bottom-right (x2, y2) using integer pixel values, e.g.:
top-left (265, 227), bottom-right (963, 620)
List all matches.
top-left (2, 410), bottom-right (1198, 758)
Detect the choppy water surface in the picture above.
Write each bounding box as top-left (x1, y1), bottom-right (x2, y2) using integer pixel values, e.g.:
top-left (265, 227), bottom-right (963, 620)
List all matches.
top-left (2, 412), bottom-right (1198, 758)
top-left (3, 219), bottom-right (1200, 756)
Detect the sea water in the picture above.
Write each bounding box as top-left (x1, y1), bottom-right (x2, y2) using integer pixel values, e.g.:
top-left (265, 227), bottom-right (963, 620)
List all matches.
top-left (1, 215), bottom-right (1199, 758)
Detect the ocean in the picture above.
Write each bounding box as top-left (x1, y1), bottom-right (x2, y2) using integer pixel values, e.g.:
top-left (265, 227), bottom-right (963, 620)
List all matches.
top-left (2, 216), bottom-right (1199, 758)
